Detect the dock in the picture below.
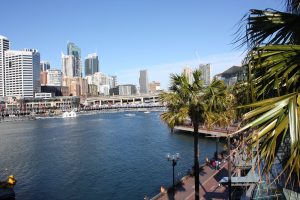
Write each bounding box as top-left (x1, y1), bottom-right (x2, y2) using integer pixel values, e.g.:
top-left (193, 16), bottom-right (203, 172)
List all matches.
top-left (174, 125), bottom-right (237, 138)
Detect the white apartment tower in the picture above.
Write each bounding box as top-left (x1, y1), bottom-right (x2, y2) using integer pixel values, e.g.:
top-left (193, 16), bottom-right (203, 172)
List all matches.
top-left (139, 69), bottom-right (149, 94)
top-left (0, 35), bottom-right (9, 97)
top-left (5, 49), bottom-right (41, 97)
top-left (199, 64), bottom-right (211, 86)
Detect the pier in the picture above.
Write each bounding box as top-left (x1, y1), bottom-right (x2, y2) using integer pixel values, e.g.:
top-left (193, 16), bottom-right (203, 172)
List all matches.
top-left (174, 125), bottom-right (238, 138)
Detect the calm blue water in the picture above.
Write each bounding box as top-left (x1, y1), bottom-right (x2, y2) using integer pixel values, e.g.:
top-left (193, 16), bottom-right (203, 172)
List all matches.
top-left (0, 111), bottom-right (220, 200)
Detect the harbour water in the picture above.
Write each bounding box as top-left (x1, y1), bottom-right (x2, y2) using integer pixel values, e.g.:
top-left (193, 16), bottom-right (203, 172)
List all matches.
top-left (0, 111), bottom-right (220, 200)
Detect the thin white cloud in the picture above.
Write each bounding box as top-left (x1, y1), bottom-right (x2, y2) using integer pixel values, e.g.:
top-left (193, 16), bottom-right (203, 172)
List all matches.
top-left (117, 51), bottom-right (245, 90)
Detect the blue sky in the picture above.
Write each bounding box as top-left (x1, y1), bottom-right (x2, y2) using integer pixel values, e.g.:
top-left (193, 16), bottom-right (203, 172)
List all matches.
top-left (1, 0), bottom-right (282, 89)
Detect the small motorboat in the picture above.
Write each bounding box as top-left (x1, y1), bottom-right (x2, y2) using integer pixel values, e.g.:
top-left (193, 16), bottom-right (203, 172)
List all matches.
top-left (124, 113), bottom-right (136, 117)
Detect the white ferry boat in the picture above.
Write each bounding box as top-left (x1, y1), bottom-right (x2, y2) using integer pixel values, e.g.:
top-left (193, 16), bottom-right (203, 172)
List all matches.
top-left (62, 109), bottom-right (77, 118)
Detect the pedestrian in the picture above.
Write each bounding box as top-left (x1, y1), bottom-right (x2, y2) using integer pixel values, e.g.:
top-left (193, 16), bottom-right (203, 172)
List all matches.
top-left (212, 160), bottom-right (216, 170)
top-left (205, 155), bottom-right (210, 166)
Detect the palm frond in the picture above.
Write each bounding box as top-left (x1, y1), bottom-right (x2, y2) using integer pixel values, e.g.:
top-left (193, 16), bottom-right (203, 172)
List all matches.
top-left (245, 45), bottom-right (300, 100)
top-left (232, 93), bottom-right (300, 185)
top-left (237, 9), bottom-right (300, 49)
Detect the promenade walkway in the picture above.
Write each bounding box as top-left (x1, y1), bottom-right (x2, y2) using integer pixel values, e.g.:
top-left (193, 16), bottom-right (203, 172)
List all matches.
top-left (154, 160), bottom-right (229, 200)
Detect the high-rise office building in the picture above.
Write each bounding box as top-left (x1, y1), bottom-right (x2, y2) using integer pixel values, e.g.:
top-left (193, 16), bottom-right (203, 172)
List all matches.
top-left (199, 64), bottom-right (211, 86)
top-left (5, 49), bottom-right (40, 97)
top-left (67, 42), bottom-right (81, 77)
top-left (111, 75), bottom-right (117, 88)
top-left (40, 61), bottom-right (50, 71)
top-left (182, 66), bottom-right (193, 84)
top-left (0, 35), bottom-right (9, 97)
top-left (139, 69), bottom-right (149, 94)
top-left (84, 53), bottom-right (99, 76)
top-left (47, 69), bottom-right (62, 86)
top-left (118, 84), bottom-right (137, 96)
top-left (61, 53), bottom-right (75, 77)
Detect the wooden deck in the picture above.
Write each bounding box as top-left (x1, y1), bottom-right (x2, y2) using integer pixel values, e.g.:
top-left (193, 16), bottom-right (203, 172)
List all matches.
top-left (174, 125), bottom-right (232, 138)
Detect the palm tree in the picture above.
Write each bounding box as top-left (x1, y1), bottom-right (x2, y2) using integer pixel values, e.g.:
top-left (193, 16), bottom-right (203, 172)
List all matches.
top-left (204, 79), bottom-right (236, 129)
top-left (160, 70), bottom-right (204, 200)
top-left (233, 0), bottom-right (300, 186)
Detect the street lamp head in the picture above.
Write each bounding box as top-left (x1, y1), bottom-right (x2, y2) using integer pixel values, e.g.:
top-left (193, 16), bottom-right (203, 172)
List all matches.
top-left (166, 153), bottom-right (171, 160)
top-left (175, 153), bottom-right (180, 160)
top-left (167, 153), bottom-right (180, 161)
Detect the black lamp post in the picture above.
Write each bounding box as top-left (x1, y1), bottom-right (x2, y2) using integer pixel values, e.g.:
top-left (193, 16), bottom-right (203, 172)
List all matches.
top-left (167, 153), bottom-right (180, 195)
top-left (215, 135), bottom-right (220, 160)
top-left (227, 135), bottom-right (232, 200)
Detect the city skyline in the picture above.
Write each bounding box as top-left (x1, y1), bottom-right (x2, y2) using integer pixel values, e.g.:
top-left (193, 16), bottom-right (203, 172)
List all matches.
top-left (0, 0), bottom-right (283, 89)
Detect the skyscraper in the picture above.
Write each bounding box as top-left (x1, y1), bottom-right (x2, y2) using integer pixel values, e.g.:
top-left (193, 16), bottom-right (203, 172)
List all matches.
top-left (199, 64), bottom-right (211, 86)
top-left (47, 69), bottom-right (62, 86)
top-left (40, 61), bottom-right (50, 71)
top-left (182, 66), bottom-right (193, 84)
top-left (139, 69), bottom-right (149, 94)
top-left (0, 35), bottom-right (9, 97)
top-left (61, 53), bottom-right (75, 77)
top-left (84, 53), bottom-right (99, 76)
top-left (5, 49), bottom-right (40, 97)
top-left (67, 42), bottom-right (81, 77)
top-left (111, 75), bottom-right (118, 88)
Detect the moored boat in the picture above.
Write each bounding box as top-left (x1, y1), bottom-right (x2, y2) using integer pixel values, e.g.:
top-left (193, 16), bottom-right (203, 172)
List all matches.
top-left (62, 109), bottom-right (77, 118)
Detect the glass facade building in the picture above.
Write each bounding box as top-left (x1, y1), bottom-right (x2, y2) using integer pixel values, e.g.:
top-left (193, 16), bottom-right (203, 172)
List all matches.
top-left (67, 42), bottom-right (81, 77)
top-left (84, 53), bottom-right (99, 76)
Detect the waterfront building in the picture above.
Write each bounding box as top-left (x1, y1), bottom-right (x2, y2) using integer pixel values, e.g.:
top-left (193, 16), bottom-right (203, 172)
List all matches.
top-left (41, 86), bottom-right (69, 97)
top-left (182, 66), bottom-right (193, 84)
top-left (139, 69), bottom-right (149, 94)
top-left (149, 81), bottom-right (161, 93)
top-left (85, 72), bottom-right (114, 95)
top-left (4, 49), bottom-right (40, 97)
top-left (109, 87), bottom-right (119, 96)
top-left (62, 76), bottom-right (88, 97)
top-left (40, 71), bottom-right (48, 86)
top-left (214, 65), bottom-right (244, 86)
top-left (35, 92), bottom-right (52, 99)
top-left (61, 53), bottom-right (75, 77)
top-left (67, 42), bottom-right (81, 77)
top-left (84, 53), bottom-right (99, 76)
top-left (199, 64), bottom-right (211, 86)
top-left (40, 61), bottom-right (50, 71)
top-left (47, 69), bottom-right (62, 86)
top-left (99, 85), bottom-right (110, 96)
top-left (111, 75), bottom-right (118, 88)
top-left (0, 35), bottom-right (9, 97)
top-left (80, 78), bottom-right (88, 97)
top-left (88, 84), bottom-right (98, 96)
top-left (118, 84), bottom-right (137, 96)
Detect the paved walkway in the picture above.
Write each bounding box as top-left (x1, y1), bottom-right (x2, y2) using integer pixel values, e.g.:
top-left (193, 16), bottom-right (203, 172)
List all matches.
top-left (154, 160), bottom-right (229, 200)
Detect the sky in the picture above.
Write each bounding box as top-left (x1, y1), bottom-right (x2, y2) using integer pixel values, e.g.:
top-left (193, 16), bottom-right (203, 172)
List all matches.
top-left (1, 0), bottom-right (283, 89)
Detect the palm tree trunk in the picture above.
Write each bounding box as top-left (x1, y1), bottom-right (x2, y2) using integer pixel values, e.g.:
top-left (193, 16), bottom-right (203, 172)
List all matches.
top-left (193, 122), bottom-right (200, 200)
